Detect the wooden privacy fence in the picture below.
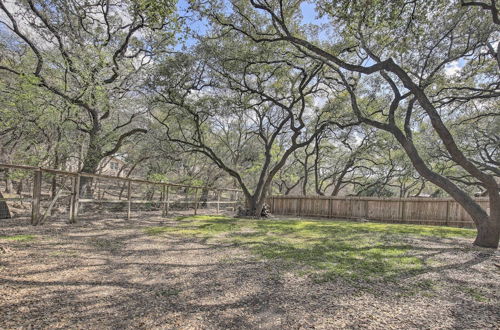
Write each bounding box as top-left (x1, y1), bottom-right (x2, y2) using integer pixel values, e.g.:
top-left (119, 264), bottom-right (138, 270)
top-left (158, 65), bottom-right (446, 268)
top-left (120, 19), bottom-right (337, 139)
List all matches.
top-left (269, 195), bottom-right (490, 228)
top-left (0, 163), bottom-right (242, 225)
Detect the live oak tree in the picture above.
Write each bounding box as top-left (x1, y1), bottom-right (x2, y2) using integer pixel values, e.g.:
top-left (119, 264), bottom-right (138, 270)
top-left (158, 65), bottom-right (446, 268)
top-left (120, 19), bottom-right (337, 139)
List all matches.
top-left (148, 34), bottom-right (356, 216)
top-left (283, 127), bottom-right (428, 197)
top-left (310, 127), bottom-right (374, 196)
top-left (1, 72), bottom-right (83, 190)
top-left (199, 0), bottom-right (500, 247)
top-left (274, 126), bottom-right (374, 196)
top-left (351, 133), bottom-right (428, 198)
top-left (0, 0), bottom-right (178, 195)
top-left (273, 156), bottom-right (304, 195)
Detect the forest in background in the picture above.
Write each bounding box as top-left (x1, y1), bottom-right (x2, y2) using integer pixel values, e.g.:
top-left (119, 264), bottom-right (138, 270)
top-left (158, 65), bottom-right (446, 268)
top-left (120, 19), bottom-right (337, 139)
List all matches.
top-left (0, 0), bottom-right (498, 246)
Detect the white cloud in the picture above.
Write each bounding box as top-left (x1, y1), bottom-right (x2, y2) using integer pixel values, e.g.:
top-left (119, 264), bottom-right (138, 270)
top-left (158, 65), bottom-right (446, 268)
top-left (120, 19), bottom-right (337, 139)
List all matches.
top-left (444, 60), bottom-right (461, 76)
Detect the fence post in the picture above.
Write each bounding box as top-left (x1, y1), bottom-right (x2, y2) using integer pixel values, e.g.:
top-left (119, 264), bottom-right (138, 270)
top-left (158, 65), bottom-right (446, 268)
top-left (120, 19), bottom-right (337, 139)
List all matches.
top-left (349, 198), bottom-right (354, 220)
top-left (297, 197), bottom-right (302, 216)
top-left (127, 180), bottom-right (131, 220)
top-left (328, 198), bottom-right (333, 218)
top-left (216, 190), bottom-right (220, 214)
top-left (194, 188), bottom-right (199, 215)
top-left (31, 168), bottom-right (42, 226)
top-left (365, 199), bottom-right (369, 219)
top-left (73, 174), bottom-right (80, 223)
top-left (401, 200), bottom-right (406, 222)
top-left (68, 176), bottom-right (74, 223)
top-left (165, 185), bottom-right (170, 217)
top-left (161, 185), bottom-right (166, 216)
top-left (69, 175), bottom-right (76, 223)
top-left (445, 200), bottom-right (450, 226)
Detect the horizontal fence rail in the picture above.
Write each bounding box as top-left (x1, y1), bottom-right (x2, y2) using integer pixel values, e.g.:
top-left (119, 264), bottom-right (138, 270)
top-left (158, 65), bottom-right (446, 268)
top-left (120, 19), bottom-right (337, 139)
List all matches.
top-left (269, 195), bottom-right (490, 228)
top-left (0, 163), bottom-right (241, 190)
top-left (0, 163), bottom-right (243, 224)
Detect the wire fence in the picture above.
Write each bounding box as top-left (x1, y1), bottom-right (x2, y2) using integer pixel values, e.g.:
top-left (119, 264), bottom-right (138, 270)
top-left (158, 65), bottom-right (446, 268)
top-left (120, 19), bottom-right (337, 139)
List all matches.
top-left (0, 163), bottom-right (243, 225)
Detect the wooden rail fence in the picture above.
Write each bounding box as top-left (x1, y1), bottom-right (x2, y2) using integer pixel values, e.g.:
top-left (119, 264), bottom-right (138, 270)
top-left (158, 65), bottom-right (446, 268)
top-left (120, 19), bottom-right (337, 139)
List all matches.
top-left (0, 163), bottom-right (242, 225)
top-left (269, 195), bottom-right (490, 228)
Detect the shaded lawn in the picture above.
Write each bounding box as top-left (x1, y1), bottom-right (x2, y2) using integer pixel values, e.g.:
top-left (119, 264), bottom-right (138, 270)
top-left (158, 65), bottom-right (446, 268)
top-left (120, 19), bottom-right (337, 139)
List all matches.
top-left (144, 216), bottom-right (477, 282)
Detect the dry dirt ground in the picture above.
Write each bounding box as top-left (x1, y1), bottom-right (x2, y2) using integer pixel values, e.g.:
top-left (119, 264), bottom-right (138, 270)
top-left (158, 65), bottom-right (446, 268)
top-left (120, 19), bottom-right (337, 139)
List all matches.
top-left (1, 213), bottom-right (499, 329)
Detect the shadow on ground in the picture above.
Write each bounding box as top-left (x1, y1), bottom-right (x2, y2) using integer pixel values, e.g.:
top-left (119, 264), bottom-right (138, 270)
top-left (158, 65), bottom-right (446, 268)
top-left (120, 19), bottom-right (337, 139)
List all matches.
top-left (0, 215), bottom-right (498, 329)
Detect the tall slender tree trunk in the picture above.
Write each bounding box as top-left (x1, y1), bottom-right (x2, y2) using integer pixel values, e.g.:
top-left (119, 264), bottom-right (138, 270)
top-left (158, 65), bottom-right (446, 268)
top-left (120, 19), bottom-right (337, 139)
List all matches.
top-left (302, 157), bottom-right (309, 196)
top-left (16, 179), bottom-right (23, 195)
top-left (4, 168), bottom-right (13, 193)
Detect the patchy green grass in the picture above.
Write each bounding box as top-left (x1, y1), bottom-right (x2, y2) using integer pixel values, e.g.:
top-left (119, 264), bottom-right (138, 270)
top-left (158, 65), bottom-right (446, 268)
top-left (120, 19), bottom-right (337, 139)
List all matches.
top-left (461, 287), bottom-right (489, 302)
top-left (398, 279), bottom-right (440, 297)
top-left (0, 234), bottom-right (36, 242)
top-left (145, 216), bottom-right (476, 281)
top-left (49, 250), bottom-right (80, 257)
top-left (87, 238), bottom-right (123, 252)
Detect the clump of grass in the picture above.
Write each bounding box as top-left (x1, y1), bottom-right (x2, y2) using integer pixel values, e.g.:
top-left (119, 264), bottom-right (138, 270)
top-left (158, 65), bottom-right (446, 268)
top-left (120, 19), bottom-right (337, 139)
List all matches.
top-left (0, 234), bottom-right (36, 242)
top-left (155, 287), bottom-right (181, 297)
top-left (461, 287), bottom-right (488, 302)
top-left (144, 216), bottom-right (476, 282)
top-left (398, 279), bottom-right (439, 297)
top-left (88, 238), bottom-right (123, 252)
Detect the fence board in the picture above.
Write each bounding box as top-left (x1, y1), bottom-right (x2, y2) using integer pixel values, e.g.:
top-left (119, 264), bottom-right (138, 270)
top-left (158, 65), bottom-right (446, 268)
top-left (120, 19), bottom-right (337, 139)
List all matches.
top-left (269, 195), bottom-right (490, 228)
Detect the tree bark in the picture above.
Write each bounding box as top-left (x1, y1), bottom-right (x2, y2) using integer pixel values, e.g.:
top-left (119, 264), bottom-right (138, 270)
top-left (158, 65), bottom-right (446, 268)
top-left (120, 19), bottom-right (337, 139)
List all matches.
top-left (4, 168), bottom-right (13, 193)
top-left (200, 187), bottom-right (209, 207)
top-left (475, 190), bottom-right (500, 247)
top-left (79, 157), bottom-right (101, 198)
top-left (302, 156), bottom-right (309, 196)
top-left (243, 181), bottom-right (271, 217)
top-left (79, 136), bottom-right (103, 198)
top-left (16, 180), bottom-right (23, 195)
top-left (0, 191), bottom-right (11, 219)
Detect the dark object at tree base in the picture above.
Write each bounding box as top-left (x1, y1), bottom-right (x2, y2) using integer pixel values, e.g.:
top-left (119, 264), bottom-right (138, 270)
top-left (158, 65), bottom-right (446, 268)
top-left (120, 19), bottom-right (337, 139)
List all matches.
top-left (0, 191), bottom-right (11, 219)
top-left (237, 203), bottom-right (271, 218)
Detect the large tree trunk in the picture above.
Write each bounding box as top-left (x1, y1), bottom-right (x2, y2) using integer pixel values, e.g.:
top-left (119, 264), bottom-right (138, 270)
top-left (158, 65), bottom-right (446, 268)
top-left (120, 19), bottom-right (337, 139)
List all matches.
top-left (242, 183), bottom-right (270, 217)
top-left (200, 188), bottom-right (209, 208)
top-left (0, 191), bottom-right (11, 219)
top-left (51, 154), bottom-right (61, 199)
top-left (475, 190), bottom-right (500, 247)
top-left (393, 129), bottom-right (499, 248)
top-left (79, 140), bottom-right (103, 198)
top-left (79, 163), bottom-right (99, 198)
top-left (244, 195), bottom-right (266, 217)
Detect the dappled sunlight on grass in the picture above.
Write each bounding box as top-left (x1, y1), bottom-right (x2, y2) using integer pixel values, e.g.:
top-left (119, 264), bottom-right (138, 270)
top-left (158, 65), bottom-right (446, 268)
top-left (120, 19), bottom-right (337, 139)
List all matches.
top-left (144, 216), bottom-right (476, 281)
top-left (0, 234), bottom-right (36, 242)
top-left (145, 216), bottom-right (238, 236)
